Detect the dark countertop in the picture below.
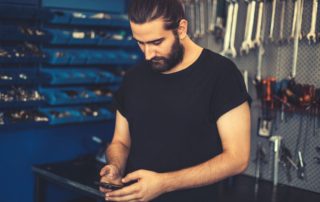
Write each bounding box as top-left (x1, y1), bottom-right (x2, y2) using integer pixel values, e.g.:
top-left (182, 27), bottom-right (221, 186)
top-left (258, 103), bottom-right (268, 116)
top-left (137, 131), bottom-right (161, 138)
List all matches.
top-left (32, 155), bottom-right (320, 202)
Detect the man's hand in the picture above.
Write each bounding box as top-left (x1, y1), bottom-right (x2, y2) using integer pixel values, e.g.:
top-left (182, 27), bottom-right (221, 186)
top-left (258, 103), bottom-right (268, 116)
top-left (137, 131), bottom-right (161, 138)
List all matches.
top-left (100, 165), bottom-right (123, 193)
top-left (105, 169), bottom-right (166, 202)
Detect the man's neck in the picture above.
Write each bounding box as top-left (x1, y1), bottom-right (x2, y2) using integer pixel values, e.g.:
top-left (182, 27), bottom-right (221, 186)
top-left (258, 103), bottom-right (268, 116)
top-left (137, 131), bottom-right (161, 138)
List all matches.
top-left (162, 37), bottom-right (203, 74)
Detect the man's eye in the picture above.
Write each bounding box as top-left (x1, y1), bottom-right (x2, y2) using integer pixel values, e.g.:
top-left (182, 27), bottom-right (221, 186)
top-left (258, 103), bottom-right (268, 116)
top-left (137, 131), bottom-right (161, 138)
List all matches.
top-left (153, 41), bottom-right (162, 46)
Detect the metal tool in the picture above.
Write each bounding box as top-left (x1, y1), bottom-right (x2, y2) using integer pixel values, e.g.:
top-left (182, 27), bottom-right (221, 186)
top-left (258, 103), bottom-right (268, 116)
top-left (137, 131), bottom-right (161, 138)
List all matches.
top-left (289, 0), bottom-right (299, 42)
top-left (278, 0), bottom-right (287, 44)
top-left (213, 0), bottom-right (226, 41)
top-left (270, 135), bottom-right (282, 186)
top-left (306, 0), bottom-right (318, 44)
top-left (291, 0), bottom-right (303, 78)
top-left (220, 0), bottom-right (234, 56)
top-left (254, 0), bottom-right (264, 47)
top-left (268, 0), bottom-right (278, 42)
top-left (194, 0), bottom-right (201, 38)
top-left (207, 0), bottom-right (218, 32)
top-left (297, 150), bottom-right (306, 179)
top-left (221, 0), bottom-right (238, 58)
top-left (280, 143), bottom-right (298, 182)
top-left (199, 0), bottom-right (206, 37)
top-left (240, 0), bottom-right (256, 54)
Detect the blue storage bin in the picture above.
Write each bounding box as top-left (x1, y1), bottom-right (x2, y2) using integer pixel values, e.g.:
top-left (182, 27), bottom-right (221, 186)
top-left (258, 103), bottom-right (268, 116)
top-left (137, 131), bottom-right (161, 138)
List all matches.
top-left (69, 36), bottom-right (99, 45)
top-left (50, 10), bottom-right (72, 24)
top-left (44, 49), bottom-right (70, 64)
top-left (81, 107), bottom-right (114, 122)
top-left (40, 107), bottom-right (82, 125)
top-left (45, 29), bottom-right (71, 44)
top-left (86, 50), bottom-right (105, 64)
top-left (40, 87), bottom-right (112, 105)
top-left (69, 50), bottom-right (88, 65)
top-left (0, 68), bottom-right (38, 85)
top-left (40, 69), bottom-right (98, 85)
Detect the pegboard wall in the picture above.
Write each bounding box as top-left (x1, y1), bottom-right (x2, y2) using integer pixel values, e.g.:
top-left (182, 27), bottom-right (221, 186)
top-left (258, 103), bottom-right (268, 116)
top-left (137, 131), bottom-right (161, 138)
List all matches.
top-left (184, 0), bottom-right (320, 193)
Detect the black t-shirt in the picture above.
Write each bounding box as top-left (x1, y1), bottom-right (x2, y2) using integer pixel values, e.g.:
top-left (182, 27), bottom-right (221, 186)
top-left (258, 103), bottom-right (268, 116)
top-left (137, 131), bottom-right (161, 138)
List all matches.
top-left (114, 49), bottom-right (250, 202)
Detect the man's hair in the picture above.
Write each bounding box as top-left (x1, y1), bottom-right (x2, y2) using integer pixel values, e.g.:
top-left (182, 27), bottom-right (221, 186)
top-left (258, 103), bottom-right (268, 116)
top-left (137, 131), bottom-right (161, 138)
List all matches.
top-left (128, 0), bottom-right (186, 30)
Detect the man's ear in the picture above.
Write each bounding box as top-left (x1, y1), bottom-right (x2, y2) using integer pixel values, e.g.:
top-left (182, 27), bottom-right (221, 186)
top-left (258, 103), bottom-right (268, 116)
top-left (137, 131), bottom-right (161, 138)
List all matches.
top-left (177, 19), bottom-right (188, 39)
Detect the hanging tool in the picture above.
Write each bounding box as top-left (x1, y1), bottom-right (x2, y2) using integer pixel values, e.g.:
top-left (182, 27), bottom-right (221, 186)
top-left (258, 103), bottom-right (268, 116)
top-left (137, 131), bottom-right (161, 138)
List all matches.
top-left (270, 135), bottom-right (282, 186)
top-left (280, 143), bottom-right (298, 182)
top-left (289, 0), bottom-right (298, 42)
top-left (194, 0), bottom-right (201, 39)
top-left (253, 0), bottom-right (265, 47)
top-left (278, 0), bottom-right (287, 44)
top-left (220, 0), bottom-right (234, 56)
top-left (291, 0), bottom-right (303, 78)
top-left (228, 0), bottom-right (239, 58)
top-left (306, 0), bottom-right (318, 44)
top-left (207, 0), bottom-right (218, 33)
top-left (253, 142), bottom-right (267, 195)
top-left (240, 0), bottom-right (256, 55)
top-left (268, 0), bottom-right (278, 42)
top-left (214, 0), bottom-right (226, 41)
top-left (199, 0), bottom-right (206, 37)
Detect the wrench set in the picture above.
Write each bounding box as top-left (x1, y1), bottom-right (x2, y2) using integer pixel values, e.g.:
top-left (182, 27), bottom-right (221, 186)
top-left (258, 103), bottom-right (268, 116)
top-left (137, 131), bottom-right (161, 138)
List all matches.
top-left (183, 0), bottom-right (320, 57)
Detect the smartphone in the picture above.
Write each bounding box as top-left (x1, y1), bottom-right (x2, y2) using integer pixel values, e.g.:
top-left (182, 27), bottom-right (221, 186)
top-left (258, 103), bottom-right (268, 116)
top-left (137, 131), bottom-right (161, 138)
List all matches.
top-left (95, 181), bottom-right (124, 190)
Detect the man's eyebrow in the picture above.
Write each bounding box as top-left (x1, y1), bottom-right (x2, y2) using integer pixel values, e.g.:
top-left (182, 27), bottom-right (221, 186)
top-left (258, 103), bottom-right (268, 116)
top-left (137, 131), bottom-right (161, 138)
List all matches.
top-left (133, 37), bottom-right (165, 44)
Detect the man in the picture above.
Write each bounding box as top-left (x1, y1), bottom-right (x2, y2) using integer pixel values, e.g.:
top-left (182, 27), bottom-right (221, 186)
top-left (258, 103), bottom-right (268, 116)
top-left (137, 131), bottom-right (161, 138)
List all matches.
top-left (99, 0), bottom-right (251, 201)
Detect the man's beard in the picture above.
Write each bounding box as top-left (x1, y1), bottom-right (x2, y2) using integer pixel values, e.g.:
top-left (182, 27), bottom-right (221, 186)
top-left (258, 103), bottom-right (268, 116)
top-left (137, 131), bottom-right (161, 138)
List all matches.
top-left (147, 33), bottom-right (184, 73)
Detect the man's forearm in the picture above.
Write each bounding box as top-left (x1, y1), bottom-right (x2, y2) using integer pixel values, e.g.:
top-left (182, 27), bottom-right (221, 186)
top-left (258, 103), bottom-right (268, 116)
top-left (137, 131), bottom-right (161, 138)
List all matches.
top-left (106, 141), bottom-right (130, 176)
top-left (162, 152), bottom-right (249, 193)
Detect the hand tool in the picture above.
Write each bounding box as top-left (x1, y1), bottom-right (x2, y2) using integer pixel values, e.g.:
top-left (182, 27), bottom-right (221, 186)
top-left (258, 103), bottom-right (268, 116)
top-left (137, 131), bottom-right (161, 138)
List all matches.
top-left (280, 143), bottom-right (298, 182)
top-left (297, 150), bottom-right (306, 179)
top-left (189, 0), bottom-right (196, 38)
top-left (241, 0), bottom-right (256, 54)
top-left (199, 0), bottom-right (206, 37)
top-left (214, 0), bottom-right (226, 41)
top-left (253, 142), bottom-right (267, 195)
top-left (306, 0), bottom-right (318, 44)
top-left (220, 0), bottom-right (234, 56)
top-left (289, 0), bottom-right (298, 42)
top-left (254, 0), bottom-right (264, 47)
top-left (268, 0), bottom-right (278, 42)
top-left (228, 0), bottom-right (239, 58)
top-left (207, 0), bottom-right (218, 32)
top-left (270, 135), bottom-right (282, 186)
top-left (278, 0), bottom-right (287, 44)
top-left (194, 0), bottom-right (201, 39)
top-left (290, 0), bottom-right (303, 79)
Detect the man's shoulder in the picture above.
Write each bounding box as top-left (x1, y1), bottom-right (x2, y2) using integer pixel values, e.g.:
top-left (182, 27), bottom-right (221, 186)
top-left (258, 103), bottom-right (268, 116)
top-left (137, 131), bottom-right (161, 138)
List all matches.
top-left (201, 49), bottom-right (238, 74)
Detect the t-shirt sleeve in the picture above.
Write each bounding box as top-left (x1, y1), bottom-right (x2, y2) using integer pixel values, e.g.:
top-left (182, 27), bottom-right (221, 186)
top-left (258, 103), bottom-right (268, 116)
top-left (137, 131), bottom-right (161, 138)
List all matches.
top-left (112, 75), bottom-right (128, 118)
top-left (211, 61), bottom-right (251, 122)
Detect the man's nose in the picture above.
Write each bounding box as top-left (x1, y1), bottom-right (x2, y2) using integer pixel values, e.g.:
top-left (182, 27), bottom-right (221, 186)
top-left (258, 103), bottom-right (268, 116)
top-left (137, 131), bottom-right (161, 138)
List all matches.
top-left (144, 45), bottom-right (155, 60)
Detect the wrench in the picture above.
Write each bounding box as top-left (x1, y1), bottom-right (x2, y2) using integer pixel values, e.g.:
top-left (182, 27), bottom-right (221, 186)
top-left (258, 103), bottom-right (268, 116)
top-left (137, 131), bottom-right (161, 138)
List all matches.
top-left (307, 0), bottom-right (318, 44)
top-left (194, 0), bottom-right (201, 39)
top-left (254, 0), bottom-right (264, 47)
top-left (228, 0), bottom-right (239, 58)
top-left (268, 0), bottom-right (278, 42)
top-left (241, 0), bottom-right (256, 54)
top-left (220, 0), bottom-right (234, 56)
top-left (289, 0), bottom-right (298, 42)
top-left (208, 0), bottom-right (218, 32)
top-left (199, 0), bottom-right (206, 37)
top-left (241, 0), bottom-right (252, 50)
top-left (298, 0), bottom-right (304, 40)
top-left (270, 135), bottom-right (282, 186)
top-left (278, 0), bottom-right (287, 44)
